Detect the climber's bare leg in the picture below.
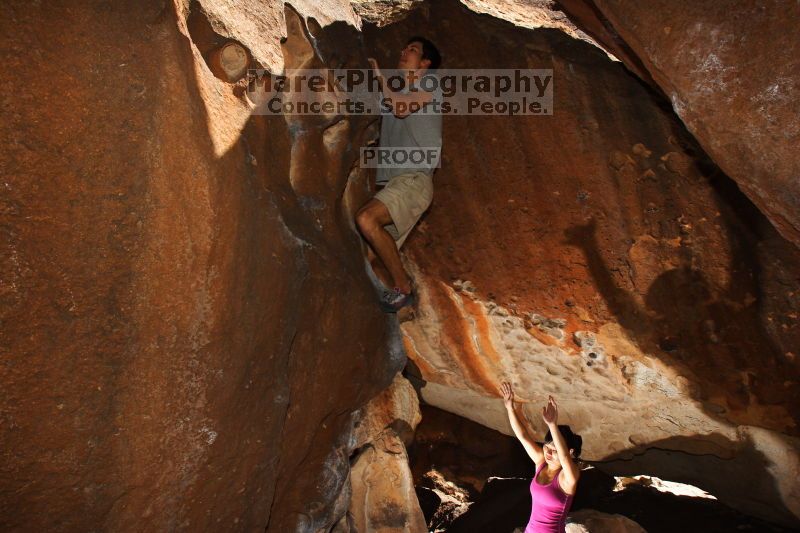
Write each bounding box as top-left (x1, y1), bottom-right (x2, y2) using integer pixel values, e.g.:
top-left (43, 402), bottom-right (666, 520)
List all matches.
top-left (366, 245), bottom-right (393, 289)
top-left (356, 199), bottom-right (412, 293)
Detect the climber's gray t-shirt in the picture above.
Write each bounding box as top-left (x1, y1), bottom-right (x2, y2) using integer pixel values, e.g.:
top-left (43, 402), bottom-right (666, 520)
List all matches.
top-left (375, 74), bottom-right (443, 186)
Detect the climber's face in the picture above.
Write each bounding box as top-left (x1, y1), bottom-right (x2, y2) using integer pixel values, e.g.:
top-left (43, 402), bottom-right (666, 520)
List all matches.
top-left (543, 442), bottom-right (574, 467)
top-left (397, 40), bottom-right (430, 72)
top-left (543, 442), bottom-right (560, 465)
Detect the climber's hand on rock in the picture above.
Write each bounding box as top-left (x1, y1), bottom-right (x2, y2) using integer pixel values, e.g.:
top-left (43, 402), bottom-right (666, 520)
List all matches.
top-left (501, 381), bottom-right (514, 408)
top-left (542, 395), bottom-right (558, 426)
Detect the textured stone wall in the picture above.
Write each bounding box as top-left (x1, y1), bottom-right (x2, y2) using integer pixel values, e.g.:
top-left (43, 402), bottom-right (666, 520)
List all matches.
top-left (341, 373), bottom-right (426, 532)
top-left (0, 1), bottom-right (399, 531)
top-left (362, 0), bottom-right (800, 526)
top-left (2, 0), bottom-right (798, 530)
top-left (557, 0), bottom-right (800, 248)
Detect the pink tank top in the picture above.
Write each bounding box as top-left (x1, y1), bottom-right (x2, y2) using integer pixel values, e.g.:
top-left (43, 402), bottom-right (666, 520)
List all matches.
top-left (525, 463), bottom-right (574, 533)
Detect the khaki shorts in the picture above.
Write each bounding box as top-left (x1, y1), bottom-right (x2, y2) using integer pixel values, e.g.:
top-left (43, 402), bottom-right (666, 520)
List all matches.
top-left (374, 171), bottom-right (433, 249)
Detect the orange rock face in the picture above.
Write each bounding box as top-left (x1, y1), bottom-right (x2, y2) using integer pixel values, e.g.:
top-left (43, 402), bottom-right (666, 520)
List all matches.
top-left (0, 1), bottom-right (397, 531)
top-left (363, 0), bottom-right (800, 526)
top-left (2, 0), bottom-right (798, 530)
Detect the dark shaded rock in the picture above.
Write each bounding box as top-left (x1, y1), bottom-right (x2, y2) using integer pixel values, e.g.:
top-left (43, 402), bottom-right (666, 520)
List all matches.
top-left (558, 0), bottom-right (800, 248)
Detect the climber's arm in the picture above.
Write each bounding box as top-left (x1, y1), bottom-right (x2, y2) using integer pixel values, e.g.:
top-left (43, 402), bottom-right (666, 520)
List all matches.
top-left (380, 87), bottom-right (433, 118)
top-left (501, 382), bottom-right (545, 466)
top-left (543, 396), bottom-right (580, 489)
top-left (367, 58), bottom-right (433, 118)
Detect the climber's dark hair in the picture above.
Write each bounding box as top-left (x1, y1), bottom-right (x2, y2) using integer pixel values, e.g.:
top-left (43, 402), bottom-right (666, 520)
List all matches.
top-left (407, 36), bottom-right (441, 71)
top-left (544, 425), bottom-right (583, 458)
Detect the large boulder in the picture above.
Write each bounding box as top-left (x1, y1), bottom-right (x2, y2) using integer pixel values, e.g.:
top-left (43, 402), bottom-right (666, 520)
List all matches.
top-left (346, 432), bottom-right (428, 533)
top-left (0, 1), bottom-right (399, 531)
top-left (341, 374), bottom-right (427, 532)
top-left (362, 0), bottom-right (800, 526)
top-left (3, 0), bottom-right (798, 530)
top-left (556, 0), bottom-right (800, 248)
top-left (564, 509), bottom-right (646, 533)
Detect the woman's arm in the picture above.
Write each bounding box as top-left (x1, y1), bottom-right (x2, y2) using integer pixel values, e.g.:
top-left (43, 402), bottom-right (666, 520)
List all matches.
top-left (542, 396), bottom-right (580, 491)
top-left (501, 382), bottom-right (544, 466)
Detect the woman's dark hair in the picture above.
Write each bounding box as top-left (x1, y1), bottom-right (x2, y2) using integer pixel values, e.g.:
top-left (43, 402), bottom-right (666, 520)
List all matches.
top-left (407, 36), bottom-right (442, 70)
top-left (544, 425), bottom-right (583, 458)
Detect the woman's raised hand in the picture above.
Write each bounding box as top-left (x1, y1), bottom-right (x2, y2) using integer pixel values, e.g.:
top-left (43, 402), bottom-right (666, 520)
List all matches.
top-left (542, 395), bottom-right (558, 426)
top-left (501, 381), bottom-right (514, 408)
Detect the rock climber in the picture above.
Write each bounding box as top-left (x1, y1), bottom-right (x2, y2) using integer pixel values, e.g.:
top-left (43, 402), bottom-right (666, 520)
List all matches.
top-left (356, 36), bottom-right (443, 312)
top-left (501, 382), bottom-right (583, 532)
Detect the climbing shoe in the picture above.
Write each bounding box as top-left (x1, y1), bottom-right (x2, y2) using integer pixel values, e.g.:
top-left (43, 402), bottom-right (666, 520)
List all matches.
top-left (379, 286), bottom-right (415, 313)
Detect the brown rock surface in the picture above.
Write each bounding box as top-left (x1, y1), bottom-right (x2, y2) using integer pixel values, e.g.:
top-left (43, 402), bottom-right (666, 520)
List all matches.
top-left (0, 1), bottom-right (397, 531)
top-left (447, 0), bottom-right (800, 248)
top-left (348, 431), bottom-right (428, 533)
top-left (3, 0), bottom-right (799, 530)
top-left (555, 0), bottom-right (800, 248)
top-left (562, 509), bottom-right (646, 532)
top-left (342, 374), bottom-right (426, 532)
top-left (352, 373), bottom-right (423, 450)
top-left (362, 0), bottom-right (800, 526)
